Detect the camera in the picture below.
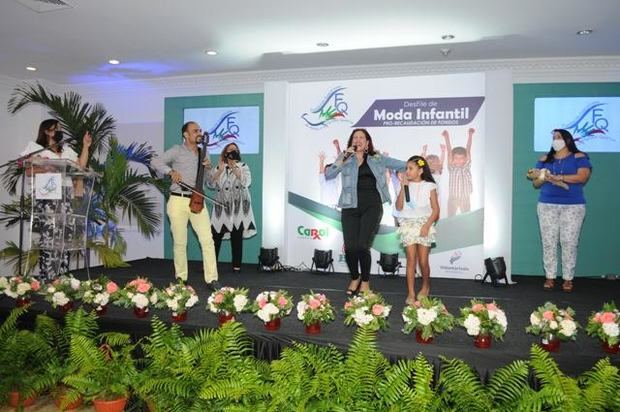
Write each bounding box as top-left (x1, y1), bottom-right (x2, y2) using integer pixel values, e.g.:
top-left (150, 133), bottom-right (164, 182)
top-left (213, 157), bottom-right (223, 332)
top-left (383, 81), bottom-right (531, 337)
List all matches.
top-left (226, 150), bottom-right (241, 161)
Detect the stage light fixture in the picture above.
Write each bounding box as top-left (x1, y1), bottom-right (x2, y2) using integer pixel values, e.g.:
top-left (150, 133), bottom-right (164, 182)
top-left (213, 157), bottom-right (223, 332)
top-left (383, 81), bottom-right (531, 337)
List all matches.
top-left (377, 252), bottom-right (402, 276)
top-left (480, 256), bottom-right (508, 286)
top-left (258, 247), bottom-right (282, 271)
top-left (311, 249), bottom-right (334, 273)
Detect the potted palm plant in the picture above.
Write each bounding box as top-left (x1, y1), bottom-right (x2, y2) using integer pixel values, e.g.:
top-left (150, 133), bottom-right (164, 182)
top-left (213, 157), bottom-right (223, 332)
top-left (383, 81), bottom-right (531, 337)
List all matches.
top-left (62, 331), bottom-right (137, 412)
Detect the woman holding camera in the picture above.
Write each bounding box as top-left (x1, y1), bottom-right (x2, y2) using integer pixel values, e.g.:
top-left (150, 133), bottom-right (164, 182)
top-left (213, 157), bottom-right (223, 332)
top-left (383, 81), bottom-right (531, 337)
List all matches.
top-left (207, 142), bottom-right (256, 273)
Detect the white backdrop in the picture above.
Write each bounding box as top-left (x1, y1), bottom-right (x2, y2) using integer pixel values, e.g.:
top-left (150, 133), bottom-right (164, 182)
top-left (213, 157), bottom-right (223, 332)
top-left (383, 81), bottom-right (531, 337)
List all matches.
top-left (285, 73), bottom-right (487, 278)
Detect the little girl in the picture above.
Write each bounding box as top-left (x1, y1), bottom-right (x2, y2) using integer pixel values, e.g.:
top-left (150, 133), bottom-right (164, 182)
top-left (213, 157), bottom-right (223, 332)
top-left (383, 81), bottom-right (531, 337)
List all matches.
top-left (395, 155), bottom-right (440, 306)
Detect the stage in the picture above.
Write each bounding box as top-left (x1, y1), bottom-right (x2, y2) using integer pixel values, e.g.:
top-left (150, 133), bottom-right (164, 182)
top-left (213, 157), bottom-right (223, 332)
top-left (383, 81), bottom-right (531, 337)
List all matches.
top-left (1, 258), bottom-right (618, 377)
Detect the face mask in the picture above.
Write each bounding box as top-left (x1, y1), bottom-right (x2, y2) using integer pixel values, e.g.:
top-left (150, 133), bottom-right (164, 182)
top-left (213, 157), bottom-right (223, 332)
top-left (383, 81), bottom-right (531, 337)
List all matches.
top-left (552, 139), bottom-right (566, 151)
top-left (226, 150), bottom-right (241, 161)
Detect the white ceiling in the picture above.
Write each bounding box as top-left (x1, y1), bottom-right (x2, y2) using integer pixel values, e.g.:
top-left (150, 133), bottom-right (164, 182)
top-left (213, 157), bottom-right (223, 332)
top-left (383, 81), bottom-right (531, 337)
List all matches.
top-left (1, 0), bottom-right (619, 84)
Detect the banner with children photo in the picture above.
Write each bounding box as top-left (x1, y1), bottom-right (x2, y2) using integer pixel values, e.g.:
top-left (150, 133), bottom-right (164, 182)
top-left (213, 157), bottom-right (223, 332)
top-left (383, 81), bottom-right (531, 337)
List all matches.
top-left (286, 73), bottom-right (486, 279)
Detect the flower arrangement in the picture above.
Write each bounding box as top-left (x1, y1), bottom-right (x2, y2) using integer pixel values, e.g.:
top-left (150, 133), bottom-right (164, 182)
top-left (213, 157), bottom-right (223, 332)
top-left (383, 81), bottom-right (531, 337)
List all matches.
top-left (459, 299), bottom-right (508, 340)
top-left (526, 301), bottom-right (579, 341)
top-left (2, 275), bottom-right (41, 301)
top-left (0, 276), bottom-right (7, 295)
top-left (586, 302), bottom-right (619, 346)
top-left (43, 274), bottom-right (82, 308)
top-left (154, 281), bottom-right (199, 316)
top-left (113, 277), bottom-right (158, 312)
top-left (343, 291), bottom-right (391, 331)
top-left (252, 290), bottom-right (294, 323)
top-left (207, 286), bottom-right (249, 316)
top-left (296, 291), bottom-right (336, 326)
top-left (77, 276), bottom-right (119, 312)
top-left (402, 296), bottom-right (454, 340)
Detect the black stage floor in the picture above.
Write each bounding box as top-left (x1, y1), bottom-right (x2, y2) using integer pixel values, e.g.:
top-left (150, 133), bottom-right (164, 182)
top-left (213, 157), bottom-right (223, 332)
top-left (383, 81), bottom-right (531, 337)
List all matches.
top-left (2, 258), bottom-right (619, 377)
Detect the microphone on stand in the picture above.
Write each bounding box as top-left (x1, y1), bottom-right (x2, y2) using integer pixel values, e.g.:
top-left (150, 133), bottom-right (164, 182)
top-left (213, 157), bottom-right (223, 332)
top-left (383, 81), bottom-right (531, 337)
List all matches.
top-left (343, 145), bottom-right (357, 161)
top-left (197, 131), bottom-right (210, 145)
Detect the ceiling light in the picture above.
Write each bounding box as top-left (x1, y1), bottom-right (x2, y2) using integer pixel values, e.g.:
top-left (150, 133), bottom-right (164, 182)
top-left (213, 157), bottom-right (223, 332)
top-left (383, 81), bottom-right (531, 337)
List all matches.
top-left (108, 59), bottom-right (120, 65)
top-left (440, 48), bottom-right (451, 57)
top-left (316, 42), bottom-right (329, 47)
top-left (26, 66), bottom-right (37, 71)
top-left (576, 29), bottom-right (593, 36)
top-left (205, 50), bottom-right (218, 56)
top-left (441, 34), bottom-right (455, 41)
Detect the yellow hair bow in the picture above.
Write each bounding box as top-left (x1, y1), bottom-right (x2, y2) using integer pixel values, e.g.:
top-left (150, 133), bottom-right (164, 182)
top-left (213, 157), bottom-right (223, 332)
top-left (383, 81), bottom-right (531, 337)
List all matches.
top-left (416, 159), bottom-right (426, 167)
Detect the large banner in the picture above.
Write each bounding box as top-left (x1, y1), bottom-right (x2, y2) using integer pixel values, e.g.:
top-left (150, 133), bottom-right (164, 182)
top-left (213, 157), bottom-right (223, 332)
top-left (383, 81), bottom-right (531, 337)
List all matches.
top-left (286, 73), bottom-right (486, 278)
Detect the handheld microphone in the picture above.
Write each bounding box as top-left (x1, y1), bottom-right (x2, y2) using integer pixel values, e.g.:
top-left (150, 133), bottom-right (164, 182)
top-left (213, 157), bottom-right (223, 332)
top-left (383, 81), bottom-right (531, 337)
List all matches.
top-left (404, 184), bottom-right (410, 203)
top-left (343, 145), bottom-right (357, 161)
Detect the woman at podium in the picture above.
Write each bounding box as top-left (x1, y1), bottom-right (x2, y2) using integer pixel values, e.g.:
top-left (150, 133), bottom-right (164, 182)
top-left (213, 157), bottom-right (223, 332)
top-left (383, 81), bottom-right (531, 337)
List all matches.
top-left (20, 119), bottom-right (91, 281)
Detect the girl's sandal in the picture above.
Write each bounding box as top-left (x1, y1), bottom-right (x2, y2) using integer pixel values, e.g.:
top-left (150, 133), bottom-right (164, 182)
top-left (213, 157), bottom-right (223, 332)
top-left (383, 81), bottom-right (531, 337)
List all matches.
top-left (562, 280), bottom-right (573, 293)
top-left (543, 279), bottom-right (555, 290)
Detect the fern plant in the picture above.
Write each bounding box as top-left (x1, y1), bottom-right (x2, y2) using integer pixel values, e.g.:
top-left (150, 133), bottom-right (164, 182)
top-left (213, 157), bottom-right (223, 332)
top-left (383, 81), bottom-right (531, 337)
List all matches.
top-left (62, 330), bottom-right (137, 402)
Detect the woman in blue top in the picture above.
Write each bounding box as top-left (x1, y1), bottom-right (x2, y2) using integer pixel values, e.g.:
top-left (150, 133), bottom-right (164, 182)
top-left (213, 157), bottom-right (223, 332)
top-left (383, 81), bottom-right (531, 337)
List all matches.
top-left (533, 129), bottom-right (592, 293)
top-left (325, 128), bottom-right (406, 295)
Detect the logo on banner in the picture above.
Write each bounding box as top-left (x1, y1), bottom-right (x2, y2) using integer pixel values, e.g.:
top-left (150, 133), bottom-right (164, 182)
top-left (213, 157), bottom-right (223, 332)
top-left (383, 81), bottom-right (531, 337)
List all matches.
top-left (301, 86), bottom-right (350, 129)
top-left (354, 97), bottom-right (485, 127)
top-left (206, 111), bottom-right (240, 148)
top-left (439, 250), bottom-right (469, 273)
top-left (449, 251), bottom-right (462, 264)
top-left (563, 102), bottom-right (609, 142)
top-left (297, 225), bottom-right (330, 240)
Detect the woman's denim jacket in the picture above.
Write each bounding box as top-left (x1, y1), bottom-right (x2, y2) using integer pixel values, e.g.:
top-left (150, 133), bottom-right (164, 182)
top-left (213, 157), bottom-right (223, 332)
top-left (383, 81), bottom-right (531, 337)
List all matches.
top-left (325, 152), bottom-right (406, 209)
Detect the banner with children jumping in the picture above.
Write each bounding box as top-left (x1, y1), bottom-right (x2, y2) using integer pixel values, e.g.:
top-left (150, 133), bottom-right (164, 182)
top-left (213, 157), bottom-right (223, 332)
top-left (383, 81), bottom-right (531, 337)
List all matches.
top-left (286, 73), bottom-right (486, 279)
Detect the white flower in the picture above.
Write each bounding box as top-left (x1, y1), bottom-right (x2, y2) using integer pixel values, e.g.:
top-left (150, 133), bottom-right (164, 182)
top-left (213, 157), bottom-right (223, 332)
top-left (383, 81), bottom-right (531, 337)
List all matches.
top-left (208, 302), bottom-right (218, 313)
top-left (549, 320), bottom-right (558, 330)
top-left (16, 282), bottom-right (31, 296)
top-left (186, 295), bottom-right (199, 308)
top-left (495, 310), bottom-right (508, 331)
top-left (417, 308), bottom-right (438, 326)
top-left (167, 299), bottom-right (179, 312)
top-left (296, 301), bottom-right (307, 320)
top-left (132, 293), bottom-right (149, 309)
top-left (149, 293), bottom-right (158, 305)
top-left (602, 322), bottom-right (619, 337)
top-left (0, 276), bottom-right (9, 290)
top-left (463, 314), bottom-right (481, 336)
top-left (352, 309), bottom-right (374, 327)
top-left (257, 308), bottom-right (272, 323)
top-left (47, 286), bottom-right (56, 294)
top-left (559, 319), bottom-right (577, 337)
top-left (127, 292), bottom-right (134, 299)
top-left (382, 305), bottom-right (392, 317)
top-left (70, 278), bottom-right (81, 290)
top-left (530, 313), bottom-right (541, 326)
top-left (93, 292), bottom-right (109, 306)
top-left (5, 289), bottom-right (17, 299)
top-left (52, 291), bottom-right (69, 306)
top-left (233, 295), bottom-right (248, 312)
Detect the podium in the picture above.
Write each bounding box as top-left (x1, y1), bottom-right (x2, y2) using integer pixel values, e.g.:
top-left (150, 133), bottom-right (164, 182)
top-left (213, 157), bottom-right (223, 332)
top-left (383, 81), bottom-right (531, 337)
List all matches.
top-left (26, 158), bottom-right (97, 279)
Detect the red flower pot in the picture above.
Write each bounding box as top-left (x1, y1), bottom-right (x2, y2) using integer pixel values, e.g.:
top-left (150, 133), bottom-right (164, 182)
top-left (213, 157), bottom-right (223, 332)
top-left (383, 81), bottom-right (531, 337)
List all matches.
top-left (15, 296), bottom-right (31, 307)
top-left (540, 334), bottom-right (561, 352)
top-left (54, 394), bottom-right (83, 410)
top-left (93, 397), bottom-right (128, 412)
top-left (219, 313), bottom-right (235, 325)
top-left (59, 301), bottom-right (74, 314)
top-left (96, 305), bottom-right (108, 316)
top-left (415, 329), bottom-right (434, 344)
top-left (602, 341), bottom-right (619, 354)
top-left (8, 391), bottom-right (36, 407)
top-left (134, 306), bottom-right (149, 318)
top-left (265, 317), bottom-right (281, 331)
top-left (172, 311), bottom-right (187, 323)
top-left (474, 334), bottom-right (492, 349)
top-left (305, 322), bottom-right (321, 334)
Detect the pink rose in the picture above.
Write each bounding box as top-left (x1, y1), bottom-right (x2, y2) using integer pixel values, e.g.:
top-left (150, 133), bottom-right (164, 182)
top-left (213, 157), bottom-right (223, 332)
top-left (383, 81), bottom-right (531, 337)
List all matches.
top-left (30, 279), bottom-right (41, 292)
top-left (14, 277), bottom-right (22, 284)
top-left (258, 298), bottom-right (267, 309)
top-left (344, 301), bottom-right (353, 310)
top-left (136, 283), bottom-right (151, 293)
top-left (372, 304), bottom-right (384, 316)
top-left (542, 310), bottom-right (555, 321)
top-left (486, 303), bottom-right (497, 311)
top-left (277, 296), bottom-right (288, 307)
top-left (106, 281), bottom-right (119, 294)
top-left (308, 298), bottom-right (321, 310)
top-left (472, 303), bottom-right (484, 313)
top-left (600, 312), bottom-right (616, 323)
top-left (213, 293), bottom-right (224, 304)
top-left (594, 312), bottom-right (602, 323)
